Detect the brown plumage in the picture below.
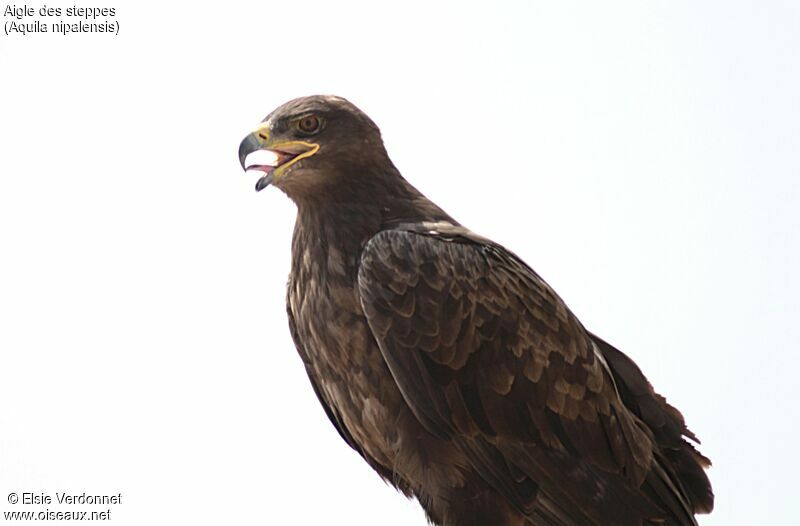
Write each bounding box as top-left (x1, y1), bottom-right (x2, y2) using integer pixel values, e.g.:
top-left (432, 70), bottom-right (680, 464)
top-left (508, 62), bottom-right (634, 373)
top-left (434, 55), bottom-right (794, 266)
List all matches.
top-left (238, 95), bottom-right (713, 526)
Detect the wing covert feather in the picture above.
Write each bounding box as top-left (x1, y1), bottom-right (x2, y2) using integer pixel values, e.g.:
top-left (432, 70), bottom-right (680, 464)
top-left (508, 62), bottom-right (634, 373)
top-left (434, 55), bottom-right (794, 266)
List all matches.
top-left (358, 229), bottom-right (652, 481)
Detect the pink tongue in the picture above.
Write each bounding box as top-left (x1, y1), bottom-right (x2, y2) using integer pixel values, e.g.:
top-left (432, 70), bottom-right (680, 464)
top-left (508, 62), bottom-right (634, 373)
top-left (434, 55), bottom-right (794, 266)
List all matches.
top-left (246, 165), bottom-right (275, 175)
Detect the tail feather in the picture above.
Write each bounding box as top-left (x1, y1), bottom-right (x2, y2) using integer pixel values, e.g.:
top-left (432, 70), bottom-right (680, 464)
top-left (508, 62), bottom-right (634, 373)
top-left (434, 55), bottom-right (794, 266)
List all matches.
top-left (592, 334), bottom-right (714, 516)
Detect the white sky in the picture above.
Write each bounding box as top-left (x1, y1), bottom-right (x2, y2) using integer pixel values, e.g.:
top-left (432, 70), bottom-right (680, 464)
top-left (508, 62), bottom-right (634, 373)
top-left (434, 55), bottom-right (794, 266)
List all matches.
top-left (1, 1), bottom-right (798, 524)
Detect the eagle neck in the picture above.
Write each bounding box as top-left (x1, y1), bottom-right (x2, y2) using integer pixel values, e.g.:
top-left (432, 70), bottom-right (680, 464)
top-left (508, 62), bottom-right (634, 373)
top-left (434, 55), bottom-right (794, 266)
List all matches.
top-left (289, 174), bottom-right (453, 283)
top-left (291, 197), bottom-right (382, 286)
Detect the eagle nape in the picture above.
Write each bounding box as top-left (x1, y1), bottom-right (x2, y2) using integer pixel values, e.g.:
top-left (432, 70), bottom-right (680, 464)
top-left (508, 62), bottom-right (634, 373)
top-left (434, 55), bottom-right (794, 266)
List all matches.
top-left (236, 95), bottom-right (713, 526)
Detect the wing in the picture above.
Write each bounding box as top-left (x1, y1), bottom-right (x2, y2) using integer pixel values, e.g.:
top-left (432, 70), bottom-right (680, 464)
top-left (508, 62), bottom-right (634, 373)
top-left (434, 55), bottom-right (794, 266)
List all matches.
top-left (357, 225), bottom-right (704, 525)
top-left (593, 335), bottom-right (714, 514)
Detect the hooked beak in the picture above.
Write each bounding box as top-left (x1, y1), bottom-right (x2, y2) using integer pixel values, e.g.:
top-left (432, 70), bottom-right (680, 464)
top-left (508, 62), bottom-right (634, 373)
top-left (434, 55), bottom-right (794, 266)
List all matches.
top-left (238, 124), bottom-right (320, 192)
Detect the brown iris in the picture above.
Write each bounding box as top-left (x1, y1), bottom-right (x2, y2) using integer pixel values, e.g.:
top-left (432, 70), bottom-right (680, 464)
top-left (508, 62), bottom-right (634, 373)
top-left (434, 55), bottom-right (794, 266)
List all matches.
top-left (298, 115), bottom-right (321, 134)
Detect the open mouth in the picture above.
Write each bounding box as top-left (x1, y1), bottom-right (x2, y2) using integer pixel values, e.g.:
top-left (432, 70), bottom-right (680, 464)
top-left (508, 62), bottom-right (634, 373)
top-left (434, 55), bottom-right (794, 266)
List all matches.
top-left (239, 139), bottom-right (320, 192)
top-left (243, 148), bottom-right (301, 191)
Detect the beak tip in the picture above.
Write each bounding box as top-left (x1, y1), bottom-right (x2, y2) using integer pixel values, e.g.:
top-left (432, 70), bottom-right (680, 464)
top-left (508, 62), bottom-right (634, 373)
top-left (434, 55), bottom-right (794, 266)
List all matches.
top-left (238, 133), bottom-right (262, 171)
top-left (255, 174), bottom-right (273, 192)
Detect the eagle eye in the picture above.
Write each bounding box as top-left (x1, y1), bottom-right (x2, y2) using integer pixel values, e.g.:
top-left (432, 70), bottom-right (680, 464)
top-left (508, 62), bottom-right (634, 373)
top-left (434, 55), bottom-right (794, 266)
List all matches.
top-left (296, 115), bottom-right (322, 135)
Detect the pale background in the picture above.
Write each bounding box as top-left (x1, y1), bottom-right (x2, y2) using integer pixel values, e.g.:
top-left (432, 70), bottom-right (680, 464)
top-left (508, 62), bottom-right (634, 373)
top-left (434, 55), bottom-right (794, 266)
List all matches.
top-left (1, 1), bottom-right (798, 524)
